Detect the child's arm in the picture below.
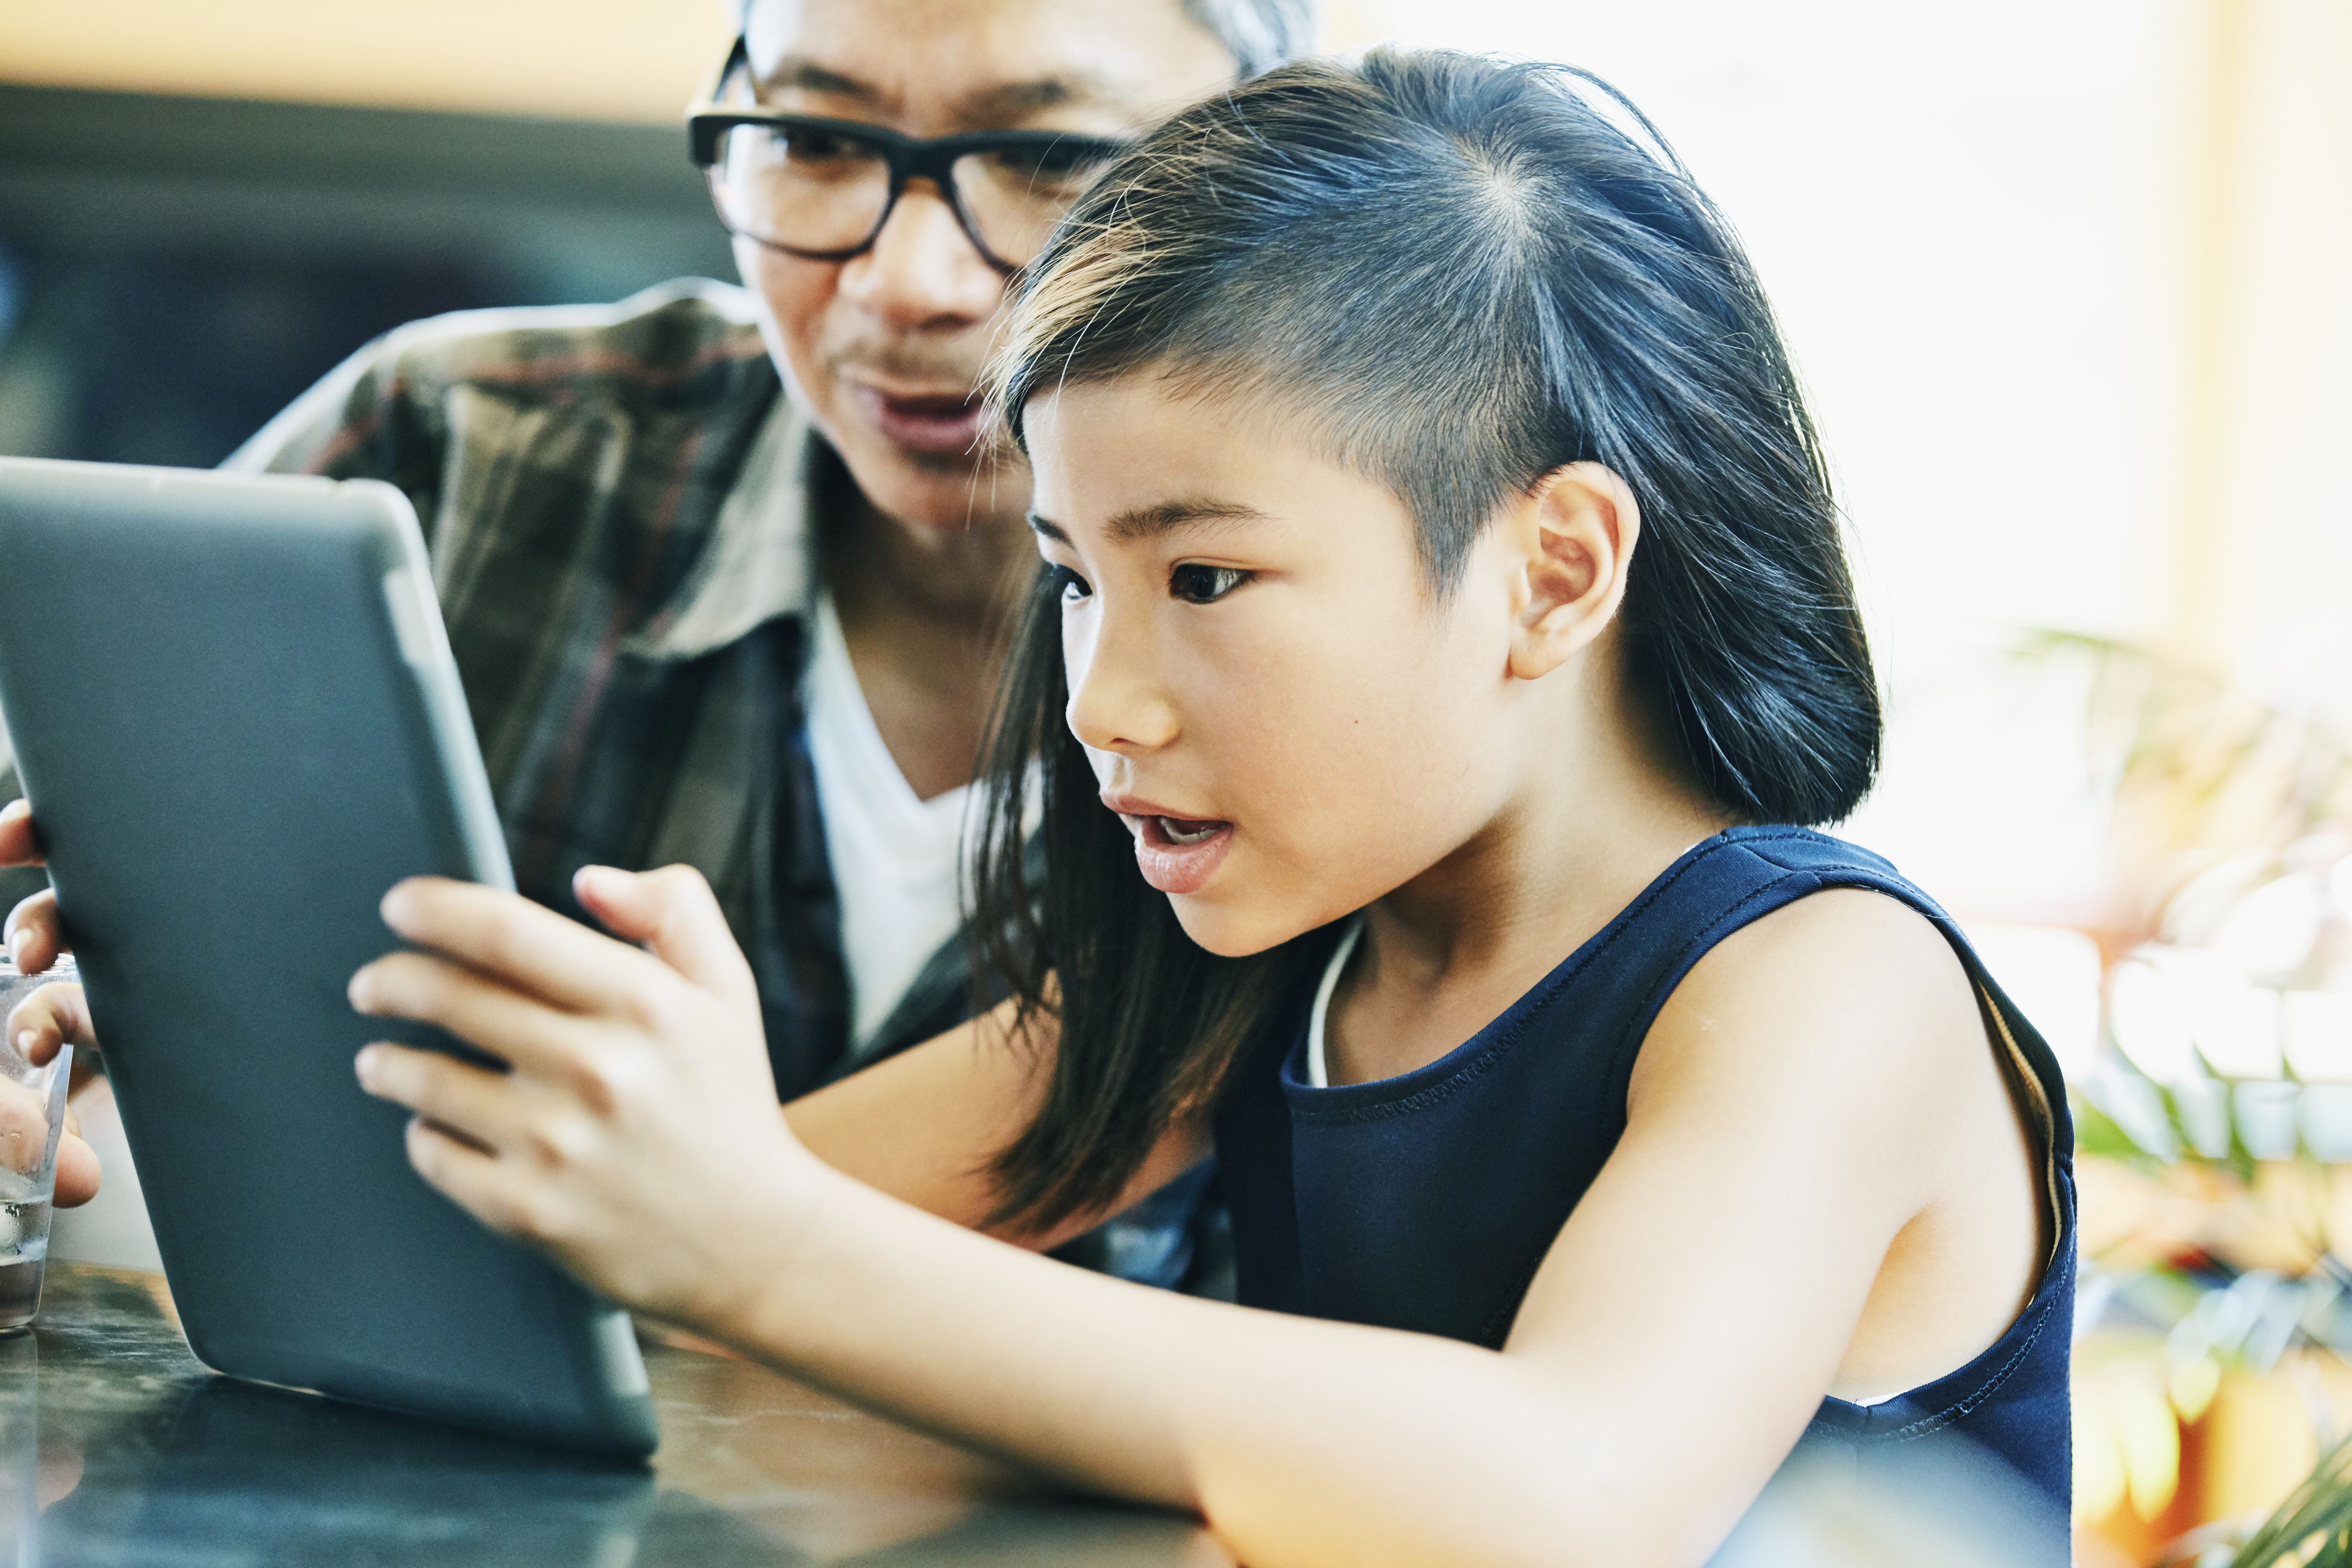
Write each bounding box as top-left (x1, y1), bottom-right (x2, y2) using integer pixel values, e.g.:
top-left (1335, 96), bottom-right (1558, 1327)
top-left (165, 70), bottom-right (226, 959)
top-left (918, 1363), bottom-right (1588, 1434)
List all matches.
top-left (781, 999), bottom-right (1213, 1249)
top-left (351, 866), bottom-right (1999, 1568)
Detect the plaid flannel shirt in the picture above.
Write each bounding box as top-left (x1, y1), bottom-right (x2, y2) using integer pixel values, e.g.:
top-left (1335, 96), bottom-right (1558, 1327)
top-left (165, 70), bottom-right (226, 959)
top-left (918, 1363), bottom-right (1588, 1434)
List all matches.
top-left (221, 278), bottom-right (984, 1096)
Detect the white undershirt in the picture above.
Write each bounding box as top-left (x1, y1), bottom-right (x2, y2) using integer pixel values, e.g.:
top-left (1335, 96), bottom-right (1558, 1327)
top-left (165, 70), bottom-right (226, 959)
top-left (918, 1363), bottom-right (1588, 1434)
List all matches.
top-left (1303, 917), bottom-right (1367, 1090)
top-left (803, 590), bottom-right (975, 1054)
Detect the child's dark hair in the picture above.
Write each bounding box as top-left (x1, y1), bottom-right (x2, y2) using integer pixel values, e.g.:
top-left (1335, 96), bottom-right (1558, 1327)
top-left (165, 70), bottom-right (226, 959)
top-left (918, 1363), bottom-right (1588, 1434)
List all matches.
top-left (972, 49), bottom-right (1880, 1229)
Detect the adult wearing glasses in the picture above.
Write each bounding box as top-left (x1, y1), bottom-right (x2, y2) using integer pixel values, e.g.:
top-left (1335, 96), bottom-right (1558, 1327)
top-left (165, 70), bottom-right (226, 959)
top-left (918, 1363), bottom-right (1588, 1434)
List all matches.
top-left (0, 0), bottom-right (1312, 1274)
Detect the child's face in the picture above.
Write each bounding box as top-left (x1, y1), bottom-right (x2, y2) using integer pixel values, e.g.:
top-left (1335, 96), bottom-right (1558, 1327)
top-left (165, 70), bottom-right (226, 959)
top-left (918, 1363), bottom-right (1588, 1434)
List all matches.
top-left (1024, 376), bottom-right (1544, 957)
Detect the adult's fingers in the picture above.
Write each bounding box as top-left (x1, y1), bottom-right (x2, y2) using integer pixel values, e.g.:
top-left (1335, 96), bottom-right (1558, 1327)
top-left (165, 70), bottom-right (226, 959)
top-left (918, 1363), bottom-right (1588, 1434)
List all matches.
top-left (347, 951), bottom-right (605, 1083)
top-left (0, 1081), bottom-right (46, 1176)
top-left (52, 1131), bottom-right (100, 1208)
top-left (3, 889), bottom-right (64, 974)
top-left (573, 865), bottom-right (759, 1016)
top-left (0, 800), bottom-right (42, 868)
top-left (376, 878), bottom-right (667, 1018)
top-left (7, 981), bottom-right (94, 1066)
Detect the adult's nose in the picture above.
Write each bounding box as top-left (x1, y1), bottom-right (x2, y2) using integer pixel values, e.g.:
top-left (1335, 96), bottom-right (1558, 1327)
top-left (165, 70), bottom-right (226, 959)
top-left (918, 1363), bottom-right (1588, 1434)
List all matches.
top-left (837, 178), bottom-right (1007, 331)
top-left (1062, 598), bottom-right (1180, 758)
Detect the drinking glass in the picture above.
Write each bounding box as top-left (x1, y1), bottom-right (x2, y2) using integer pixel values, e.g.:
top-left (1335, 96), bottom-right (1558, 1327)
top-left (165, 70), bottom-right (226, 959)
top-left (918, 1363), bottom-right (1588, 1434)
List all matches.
top-left (0, 957), bottom-right (75, 1331)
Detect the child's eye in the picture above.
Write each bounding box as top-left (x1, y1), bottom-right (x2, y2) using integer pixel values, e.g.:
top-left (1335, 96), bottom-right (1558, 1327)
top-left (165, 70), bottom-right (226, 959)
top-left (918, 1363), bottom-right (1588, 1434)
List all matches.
top-left (1170, 564), bottom-right (1249, 605)
top-left (1047, 564), bottom-right (1093, 604)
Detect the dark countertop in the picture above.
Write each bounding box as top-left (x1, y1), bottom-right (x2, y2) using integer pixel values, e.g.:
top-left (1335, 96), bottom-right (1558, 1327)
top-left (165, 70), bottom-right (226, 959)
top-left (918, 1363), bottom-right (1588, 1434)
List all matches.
top-left (2, 1262), bottom-right (1226, 1565)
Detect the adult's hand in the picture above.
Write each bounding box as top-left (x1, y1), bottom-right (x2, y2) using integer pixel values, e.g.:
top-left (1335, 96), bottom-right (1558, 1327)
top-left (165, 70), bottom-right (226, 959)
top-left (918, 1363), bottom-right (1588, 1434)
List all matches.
top-left (0, 798), bottom-right (65, 975)
top-left (349, 865), bottom-right (810, 1330)
top-left (3, 982), bottom-right (100, 1207)
top-left (0, 802), bottom-right (95, 1205)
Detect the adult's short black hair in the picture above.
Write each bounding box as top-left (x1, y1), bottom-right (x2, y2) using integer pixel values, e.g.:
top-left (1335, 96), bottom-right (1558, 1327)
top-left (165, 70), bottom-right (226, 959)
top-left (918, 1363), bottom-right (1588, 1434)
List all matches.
top-left (736, 0), bottom-right (1315, 80)
top-left (976, 50), bottom-right (1882, 1229)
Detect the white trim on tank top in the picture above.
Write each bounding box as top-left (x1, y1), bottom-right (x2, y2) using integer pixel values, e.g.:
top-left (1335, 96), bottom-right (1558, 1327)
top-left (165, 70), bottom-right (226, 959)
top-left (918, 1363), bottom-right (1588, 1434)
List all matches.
top-left (1303, 838), bottom-right (1717, 1090)
top-left (1303, 917), bottom-right (1367, 1090)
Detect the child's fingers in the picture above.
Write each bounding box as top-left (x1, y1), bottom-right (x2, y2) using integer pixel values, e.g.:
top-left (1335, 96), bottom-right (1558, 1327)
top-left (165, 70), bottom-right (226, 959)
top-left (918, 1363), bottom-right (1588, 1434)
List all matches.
top-left (353, 1039), bottom-right (535, 1156)
top-left (3, 888), bottom-right (65, 974)
top-left (376, 877), bottom-right (670, 1017)
top-left (401, 1116), bottom-right (532, 1240)
top-left (346, 948), bottom-right (648, 1088)
top-left (8, 981), bottom-right (93, 1066)
top-left (574, 864), bottom-right (760, 1016)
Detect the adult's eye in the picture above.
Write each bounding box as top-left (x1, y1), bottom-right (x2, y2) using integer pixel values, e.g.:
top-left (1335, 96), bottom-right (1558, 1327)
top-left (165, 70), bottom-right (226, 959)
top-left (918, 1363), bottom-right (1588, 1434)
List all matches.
top-left (1170, 564), bottom-right (1248, 605)
top-left (984, 140), bottom-right (1116, 189)
top-left (1047, 564), bottom-right (1092, 604)
top-left (777, 126), bottom-right (869, 166)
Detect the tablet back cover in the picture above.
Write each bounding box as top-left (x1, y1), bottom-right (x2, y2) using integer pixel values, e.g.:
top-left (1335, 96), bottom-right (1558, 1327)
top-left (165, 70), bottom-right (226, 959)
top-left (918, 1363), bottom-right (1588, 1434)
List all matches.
top-left (0, 458), bottom-right (655, 1456)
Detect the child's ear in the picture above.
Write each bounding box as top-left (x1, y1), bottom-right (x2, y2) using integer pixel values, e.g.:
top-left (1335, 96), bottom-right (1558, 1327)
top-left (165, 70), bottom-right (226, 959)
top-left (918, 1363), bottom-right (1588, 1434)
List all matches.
top-left (1506, 463), bottom-right (1641, 681)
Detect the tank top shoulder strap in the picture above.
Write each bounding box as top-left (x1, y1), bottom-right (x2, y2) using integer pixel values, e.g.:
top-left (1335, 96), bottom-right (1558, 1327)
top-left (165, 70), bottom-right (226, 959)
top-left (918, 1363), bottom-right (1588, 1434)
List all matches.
top-left (1694, 828), bottom-right (2075, 1169)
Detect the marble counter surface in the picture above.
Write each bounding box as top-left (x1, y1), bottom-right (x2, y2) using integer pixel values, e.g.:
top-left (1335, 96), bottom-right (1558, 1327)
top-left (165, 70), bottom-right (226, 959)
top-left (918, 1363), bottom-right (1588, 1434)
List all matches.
top-left (1, 1262), bottom-right (1226, 1565)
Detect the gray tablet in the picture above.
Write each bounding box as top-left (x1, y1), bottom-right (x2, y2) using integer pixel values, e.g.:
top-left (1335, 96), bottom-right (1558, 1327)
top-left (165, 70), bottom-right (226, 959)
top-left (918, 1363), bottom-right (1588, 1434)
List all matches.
top-left (0, 456), bottom-right (657, 1458)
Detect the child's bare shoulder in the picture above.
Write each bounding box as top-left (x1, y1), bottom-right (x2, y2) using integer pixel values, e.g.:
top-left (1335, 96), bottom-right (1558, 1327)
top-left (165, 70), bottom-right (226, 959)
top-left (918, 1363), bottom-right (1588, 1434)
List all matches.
top-left (1626, 888), bottom-right (1989, 1163)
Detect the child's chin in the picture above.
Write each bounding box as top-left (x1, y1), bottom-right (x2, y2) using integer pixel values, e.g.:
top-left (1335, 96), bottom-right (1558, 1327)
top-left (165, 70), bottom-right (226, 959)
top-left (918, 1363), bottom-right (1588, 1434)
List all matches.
top-left (1166, 894), bottom-right (1306, 960)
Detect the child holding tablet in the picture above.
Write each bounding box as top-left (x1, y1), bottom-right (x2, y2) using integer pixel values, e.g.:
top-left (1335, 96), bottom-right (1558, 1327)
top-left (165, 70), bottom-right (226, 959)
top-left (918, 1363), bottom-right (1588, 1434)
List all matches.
top-left (20, 50), bottom-right (2072, 1565)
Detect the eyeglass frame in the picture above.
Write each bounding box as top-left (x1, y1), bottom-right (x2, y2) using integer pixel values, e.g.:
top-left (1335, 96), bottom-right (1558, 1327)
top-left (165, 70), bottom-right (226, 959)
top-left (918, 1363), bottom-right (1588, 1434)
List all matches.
top-left (685, 34), bottom-right (1135, 276)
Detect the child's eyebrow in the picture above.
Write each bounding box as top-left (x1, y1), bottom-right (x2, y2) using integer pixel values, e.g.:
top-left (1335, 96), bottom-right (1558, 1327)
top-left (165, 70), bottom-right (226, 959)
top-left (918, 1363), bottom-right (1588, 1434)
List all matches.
top-left (1108, 500), bottom-right (1272, 541)
top-left (1028, 500), bottom-right (1273, 546)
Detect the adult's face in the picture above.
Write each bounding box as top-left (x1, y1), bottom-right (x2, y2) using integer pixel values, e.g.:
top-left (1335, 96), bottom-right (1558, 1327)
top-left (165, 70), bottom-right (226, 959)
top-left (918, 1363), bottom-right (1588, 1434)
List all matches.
top-left (735, 0), bottom-right (1238, 535)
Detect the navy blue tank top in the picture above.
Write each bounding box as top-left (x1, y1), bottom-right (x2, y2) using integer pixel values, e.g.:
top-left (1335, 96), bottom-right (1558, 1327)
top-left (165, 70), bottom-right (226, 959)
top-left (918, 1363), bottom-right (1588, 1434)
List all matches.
top-left (1213, 827), bottom-right (2074, 1556)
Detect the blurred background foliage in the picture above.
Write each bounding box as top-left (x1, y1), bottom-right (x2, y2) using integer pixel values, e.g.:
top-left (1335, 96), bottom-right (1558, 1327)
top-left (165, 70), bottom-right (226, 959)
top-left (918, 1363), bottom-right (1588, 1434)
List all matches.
top-left (2040, 629), bottom-right (2352, 1563)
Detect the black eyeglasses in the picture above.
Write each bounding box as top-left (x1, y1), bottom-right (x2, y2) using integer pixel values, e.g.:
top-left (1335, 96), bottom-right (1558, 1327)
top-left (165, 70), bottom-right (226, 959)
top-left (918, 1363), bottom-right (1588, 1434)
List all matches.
top-left (686, 35), bottom-right (1133, 275)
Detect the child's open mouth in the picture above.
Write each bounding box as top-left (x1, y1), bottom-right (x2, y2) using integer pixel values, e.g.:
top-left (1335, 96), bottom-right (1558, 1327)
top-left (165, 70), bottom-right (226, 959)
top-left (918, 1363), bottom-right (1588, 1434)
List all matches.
top-left (1125, 810), bottom-right (1235, 895)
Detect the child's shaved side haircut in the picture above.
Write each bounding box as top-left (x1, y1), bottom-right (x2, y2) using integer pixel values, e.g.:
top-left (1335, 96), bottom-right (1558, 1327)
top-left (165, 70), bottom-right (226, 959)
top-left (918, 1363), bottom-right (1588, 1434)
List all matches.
top-left (977, 51), bottom-right (1882, 1227)
top-left (994, 51), bottom-right (1876, 827)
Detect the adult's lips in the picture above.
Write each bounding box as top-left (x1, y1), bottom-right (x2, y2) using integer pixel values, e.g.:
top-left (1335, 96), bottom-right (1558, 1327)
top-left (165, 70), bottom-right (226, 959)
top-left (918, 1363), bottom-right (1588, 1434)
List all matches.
top-left (855, 385), bottom-right (987, 457)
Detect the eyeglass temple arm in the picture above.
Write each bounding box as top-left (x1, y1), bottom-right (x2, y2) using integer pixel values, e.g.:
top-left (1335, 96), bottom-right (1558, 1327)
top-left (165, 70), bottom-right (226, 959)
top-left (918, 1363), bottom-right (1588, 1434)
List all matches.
top-left (688, 33), bottom-right (751, 118)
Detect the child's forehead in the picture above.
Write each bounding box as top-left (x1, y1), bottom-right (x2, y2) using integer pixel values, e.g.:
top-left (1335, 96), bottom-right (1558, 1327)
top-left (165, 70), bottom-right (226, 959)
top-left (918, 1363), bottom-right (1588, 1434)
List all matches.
top-left (1024, 379), bottom-right (1412, 546)
top-left (1023, 370), bottom-right (1238, 444)
top-left (1026, 374), bottom-right (1330, 494)
top-left (1025, 379), bottom-right (1253, 502)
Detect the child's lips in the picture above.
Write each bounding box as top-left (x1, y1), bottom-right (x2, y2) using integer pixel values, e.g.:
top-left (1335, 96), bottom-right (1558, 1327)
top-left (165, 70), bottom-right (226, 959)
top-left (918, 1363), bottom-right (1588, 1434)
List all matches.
top-left (1121, 810), bottom-right (1235, 896)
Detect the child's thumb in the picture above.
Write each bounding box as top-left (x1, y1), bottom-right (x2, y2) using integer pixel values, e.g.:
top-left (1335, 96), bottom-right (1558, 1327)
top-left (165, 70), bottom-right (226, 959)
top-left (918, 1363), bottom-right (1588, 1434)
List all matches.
top-left (573, 864), bottom-right (759, 1016)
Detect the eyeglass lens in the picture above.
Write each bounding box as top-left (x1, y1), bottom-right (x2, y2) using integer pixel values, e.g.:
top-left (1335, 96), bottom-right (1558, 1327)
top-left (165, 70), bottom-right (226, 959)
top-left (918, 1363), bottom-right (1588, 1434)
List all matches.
top-left (709, 124), bottom-right (1112, 268)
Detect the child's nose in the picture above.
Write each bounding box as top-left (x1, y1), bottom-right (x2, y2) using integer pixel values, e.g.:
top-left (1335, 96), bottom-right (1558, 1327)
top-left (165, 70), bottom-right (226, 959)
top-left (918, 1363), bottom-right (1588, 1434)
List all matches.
top-left (1063, 610), bottom-right (1179, 755)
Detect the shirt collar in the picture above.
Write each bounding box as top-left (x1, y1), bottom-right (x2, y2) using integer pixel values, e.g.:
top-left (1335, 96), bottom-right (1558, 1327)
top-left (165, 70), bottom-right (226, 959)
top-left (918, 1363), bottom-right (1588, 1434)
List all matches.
top-left (617, 394), bottom-right (822, 661)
